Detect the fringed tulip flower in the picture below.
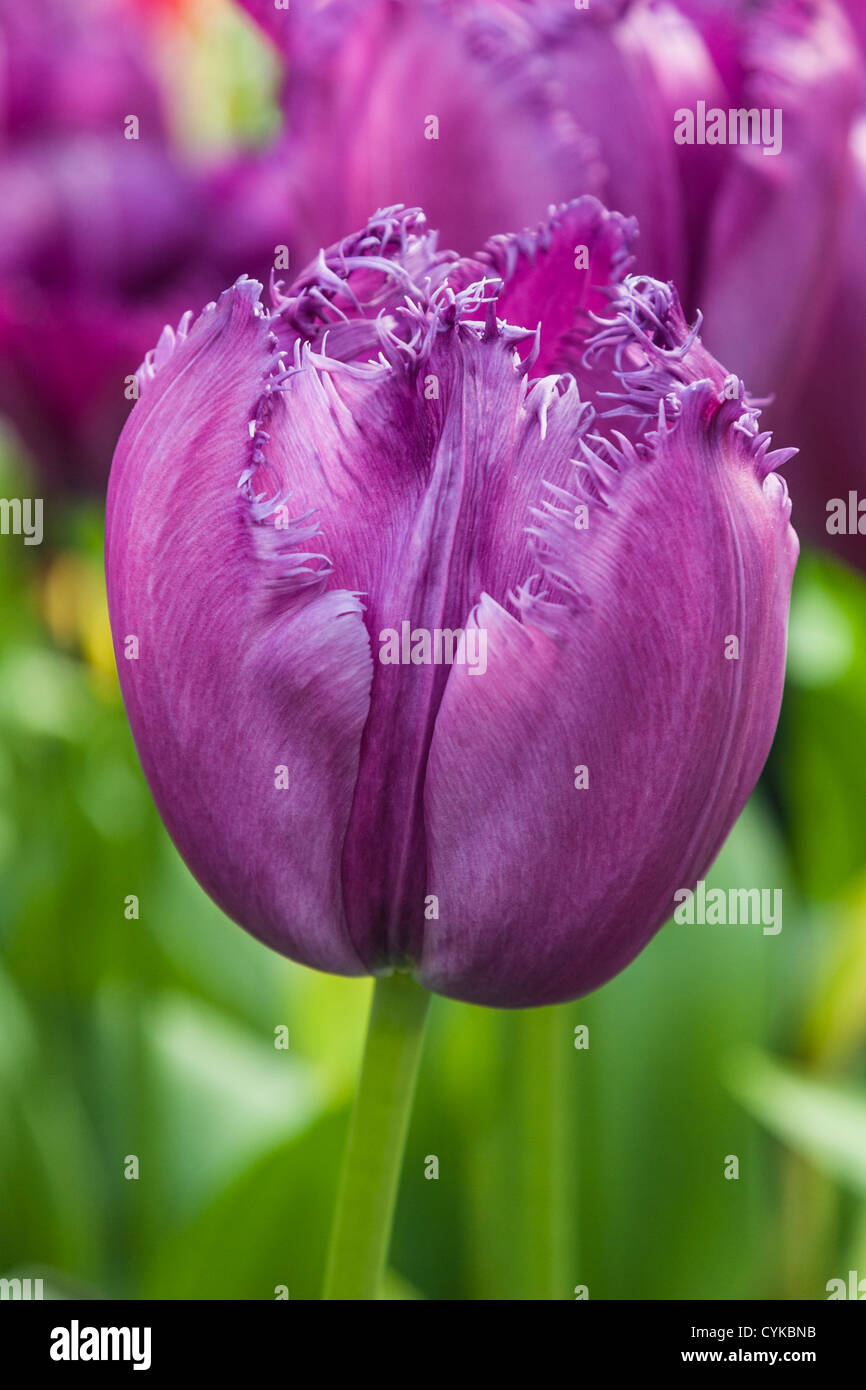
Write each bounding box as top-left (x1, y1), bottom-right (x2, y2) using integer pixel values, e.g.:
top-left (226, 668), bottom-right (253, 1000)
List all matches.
top-left (106, 200), bottom-right (798, 1008)
top-left (241, 0), bottom-right (862, 559)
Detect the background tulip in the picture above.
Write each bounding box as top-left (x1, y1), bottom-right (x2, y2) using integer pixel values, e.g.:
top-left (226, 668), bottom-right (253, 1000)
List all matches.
top-left (241, 0), bottom-right (864, 560)
top-left (106, 198), bottom-right (798, 1009)
top-left (0, 0), bottom-right (290, 492)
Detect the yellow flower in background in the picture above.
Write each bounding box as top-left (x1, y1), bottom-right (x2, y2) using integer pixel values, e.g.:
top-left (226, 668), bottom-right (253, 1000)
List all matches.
top-left (40, 552), bottom-right (118, 696)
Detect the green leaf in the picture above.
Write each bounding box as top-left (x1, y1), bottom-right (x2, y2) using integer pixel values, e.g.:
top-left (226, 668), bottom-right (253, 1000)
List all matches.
top-left (729, 1049), bottom-right (866, 1196)
top-left (142, 1111), bottom-right (348, 1300)
top-left (780, 550), bottom-right (866, 896)
top-left (144, 991), bottom-right (324, 1223)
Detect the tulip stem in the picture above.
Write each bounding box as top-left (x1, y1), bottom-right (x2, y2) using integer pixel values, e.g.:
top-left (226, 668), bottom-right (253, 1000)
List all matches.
top-left (323, 971), bottom-right (430, 1300)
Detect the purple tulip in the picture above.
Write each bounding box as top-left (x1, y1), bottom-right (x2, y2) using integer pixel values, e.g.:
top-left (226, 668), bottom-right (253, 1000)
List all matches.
top-left (242, 0), bottom-right (863, 557)
top-left (106, 199), bottom-right (797, 1007)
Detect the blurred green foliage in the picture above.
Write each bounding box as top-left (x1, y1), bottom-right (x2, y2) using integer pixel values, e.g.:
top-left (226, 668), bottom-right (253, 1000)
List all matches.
top-left (1, 441), bottom-right (865, 1300)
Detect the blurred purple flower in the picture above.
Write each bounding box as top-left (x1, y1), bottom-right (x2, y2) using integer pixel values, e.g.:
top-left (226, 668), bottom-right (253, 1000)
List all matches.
top-left (242, 0), bottom-right (864, 557)
top-left (0, 0), bottom-right (167, 142)
top-left (106, 200), bottom-right (797, 1007)
top-left (0, 0), bottom-right (290, 491)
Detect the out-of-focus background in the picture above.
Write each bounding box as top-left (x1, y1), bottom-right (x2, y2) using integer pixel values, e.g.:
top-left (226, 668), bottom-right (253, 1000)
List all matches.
top-left (1, 0), bottom-right (866, 1301)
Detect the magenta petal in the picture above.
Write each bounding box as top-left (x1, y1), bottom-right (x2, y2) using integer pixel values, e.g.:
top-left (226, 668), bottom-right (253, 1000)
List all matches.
top-left (453, 196), bottom-right (637, 381)
top-left (777, 115), bottom-right (866, 562)
top-left (106, 281), bottom-right (373, 975)
top-left (697, 0), bottom-right (861, 396)
top-left (629, 0), bottom-right (731, 306)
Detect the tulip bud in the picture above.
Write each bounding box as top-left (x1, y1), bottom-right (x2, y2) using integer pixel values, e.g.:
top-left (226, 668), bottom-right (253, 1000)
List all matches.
top-left (106, 199), bottom-right (797, 1007)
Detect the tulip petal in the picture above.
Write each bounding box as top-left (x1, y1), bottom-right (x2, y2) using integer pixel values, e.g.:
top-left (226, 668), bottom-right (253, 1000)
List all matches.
top-left (259, 268), bottom-right (589, 968)
top-left (106, 279), bottom-right (374, 975)
top-left (420, 276), bottom-right (798, 1007)
top-left (628, 0), bottom-right (731, 308)
top-left (528, 0), bottom-right (689, 285)
top-left (777, 114), bottom-right (866, 563)
top-left (272, 204), bottom-right (458, 363)
top-left (278, 198), bottom-right (637, 409)
top-left (452, 196), bottom-right (637, 381)
top-left (697, 0), bottom-right (861, 396)
top-left (250, 204), bottom-right (640, 966)
top-left (242, 0), bottom-right (604, 258)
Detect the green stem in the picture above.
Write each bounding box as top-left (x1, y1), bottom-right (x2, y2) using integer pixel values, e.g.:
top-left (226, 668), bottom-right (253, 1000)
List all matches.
top-left (514, 1004), bottom-right (572, 1300)
top-left (323, 972), bottom-right (430, 1300)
